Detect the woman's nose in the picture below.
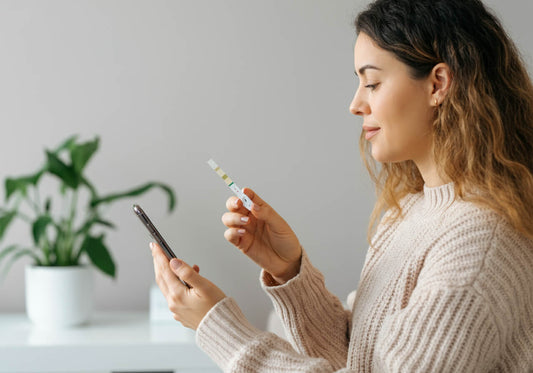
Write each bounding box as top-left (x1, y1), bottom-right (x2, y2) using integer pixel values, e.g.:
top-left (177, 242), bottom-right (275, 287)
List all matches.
top-left (349, 89), bottom-right (369, 116)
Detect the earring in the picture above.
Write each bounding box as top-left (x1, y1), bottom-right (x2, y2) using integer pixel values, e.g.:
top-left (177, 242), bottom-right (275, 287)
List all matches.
top-left (434, 98), bottom-right (439, 107)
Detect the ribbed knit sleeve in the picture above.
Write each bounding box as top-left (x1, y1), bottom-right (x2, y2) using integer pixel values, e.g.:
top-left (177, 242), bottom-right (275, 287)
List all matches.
top-left (195, 249), bottom-right (353, 372)
top-left (260, 250), bottom-right (350, 368)
top-left (196, 297), bottom-right (354, 372)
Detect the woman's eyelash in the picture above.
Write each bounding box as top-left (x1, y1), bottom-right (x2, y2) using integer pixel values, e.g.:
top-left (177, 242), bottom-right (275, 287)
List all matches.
top-left (365, 83), bottom-right (379, 90)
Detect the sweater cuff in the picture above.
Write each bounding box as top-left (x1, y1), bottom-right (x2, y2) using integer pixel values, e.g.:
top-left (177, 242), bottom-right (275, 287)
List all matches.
top-left (260, 249), bottom-right (327, 311)
top-left (196, 297), bottom-right (262, 371)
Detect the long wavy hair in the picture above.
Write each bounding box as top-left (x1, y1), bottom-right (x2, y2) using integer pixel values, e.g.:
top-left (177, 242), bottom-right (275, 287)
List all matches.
top-left (355, 0), bottom-right (533, 242)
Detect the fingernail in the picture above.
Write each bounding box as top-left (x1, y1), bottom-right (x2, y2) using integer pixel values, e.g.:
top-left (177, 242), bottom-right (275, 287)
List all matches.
top-left (170, 259), bottom-right (182, 270)
top-left (252, 203), bottom-right (261, 212)
top-left (234, 199), bottom-right (240, 207)
top-left (150, 242), bottom-right (155, 251)
top-left (238, 229), bottom-right (246, 235)
top-left (240, 216), bottom-right (249, 223)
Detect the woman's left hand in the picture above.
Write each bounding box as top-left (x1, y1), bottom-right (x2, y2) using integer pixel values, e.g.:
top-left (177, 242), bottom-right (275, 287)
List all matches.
top-left (151, 242), bottom-right (226, 330)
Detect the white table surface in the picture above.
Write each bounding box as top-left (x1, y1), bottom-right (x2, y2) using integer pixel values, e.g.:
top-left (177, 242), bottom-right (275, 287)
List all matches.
top-left (0, 312), bottom-right (220, 373)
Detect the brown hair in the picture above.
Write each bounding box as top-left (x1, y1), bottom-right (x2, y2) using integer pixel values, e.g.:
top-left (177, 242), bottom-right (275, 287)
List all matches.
top-left (356, 0), bottom-right (533, 241)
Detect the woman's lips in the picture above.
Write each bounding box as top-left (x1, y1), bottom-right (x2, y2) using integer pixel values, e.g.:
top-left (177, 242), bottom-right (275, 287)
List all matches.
top-left (363, 126), bottom-right (381, 140)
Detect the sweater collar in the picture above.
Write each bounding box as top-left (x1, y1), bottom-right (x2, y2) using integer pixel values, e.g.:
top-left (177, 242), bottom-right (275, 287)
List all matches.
top-left (423, 182), bottom-right (455, 212)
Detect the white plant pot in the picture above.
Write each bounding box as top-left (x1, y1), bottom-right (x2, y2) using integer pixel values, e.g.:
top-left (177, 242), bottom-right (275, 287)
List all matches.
top-left (25, 265), bottom-right (93, 329)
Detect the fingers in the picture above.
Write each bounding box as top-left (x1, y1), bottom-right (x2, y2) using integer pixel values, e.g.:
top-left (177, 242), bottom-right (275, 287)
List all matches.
top-left (242, 188), bottom-right (269, 217)
top-left (224, 227), bottom-right (255, 253)
top-left (152, 242), bottom-right (192, 290)
top-left (221, 211), bottom-right (251, 228)
top-left (221, 210), bottom-right (255, 250)
top-left (224, 227), bottom-right (245, 246)
top-left (151, 243), bottom-right (226, 331)
top-left (224, 187), bottom-right (269, 222)
top-left (242, 188), bottom-right (287, 231)
top-left (241, 188), bottom-right (262, 205)
top-left (225, 196), bottom-right (249, 215)
top-left (151, 242), bottom-right (172, 295)
top-left (225, 189), bottom-right (267, 216)
top-left (169, 258), bottom-right (208, 293)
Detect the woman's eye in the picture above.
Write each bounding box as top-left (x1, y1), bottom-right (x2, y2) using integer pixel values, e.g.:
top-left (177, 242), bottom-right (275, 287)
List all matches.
top-left (365, 83), bottom-right (379, 91)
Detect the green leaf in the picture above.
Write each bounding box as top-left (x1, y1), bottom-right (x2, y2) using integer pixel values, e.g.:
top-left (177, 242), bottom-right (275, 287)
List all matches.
top-left (93, 218), bottom-right (115, 228)
top-left (0, 246), bottom-right (42, 281)
top-left (0, 244), bottom-right (20, 265)
top-left (0, 210), bottom-right (16, 242)
top-left (80, 234), bottom-right (116, 278)
top-left (5, 171), bottom-right (44, 201)
top-left (71, 137), bottom-right (99, 174)
top-left (90, 182), bottom-right (176, 212)
top-left (80, 177), bottom-right (99, 202)
top-left (76, 216), bottom-right (116, 236)
top-left (53, 135), bottom-right (78, 154)
top-left (0, 245), bottom-right (41, 273)
top-left (46, 151), bottom-right (80, 189)
top-left (32, 215), bottom-right (53, 245)
top-left (60, 183), bottom-right (68, 195)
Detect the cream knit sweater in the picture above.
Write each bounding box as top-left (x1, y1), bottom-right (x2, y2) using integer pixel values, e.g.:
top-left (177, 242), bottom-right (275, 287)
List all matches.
top-left (196, 183), bottom-right (533, 372)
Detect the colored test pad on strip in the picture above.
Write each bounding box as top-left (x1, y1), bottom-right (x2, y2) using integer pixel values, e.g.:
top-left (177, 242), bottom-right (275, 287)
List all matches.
top-left (207, 159), bottom-right (253, 211)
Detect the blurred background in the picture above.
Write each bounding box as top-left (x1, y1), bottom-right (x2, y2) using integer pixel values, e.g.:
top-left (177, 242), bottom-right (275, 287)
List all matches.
top-left (0, 0), bottom-right (531, 329)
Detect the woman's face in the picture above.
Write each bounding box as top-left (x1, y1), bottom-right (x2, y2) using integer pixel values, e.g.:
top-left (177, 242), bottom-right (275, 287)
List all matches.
top-left (350, 33), bottom-right (435, 165)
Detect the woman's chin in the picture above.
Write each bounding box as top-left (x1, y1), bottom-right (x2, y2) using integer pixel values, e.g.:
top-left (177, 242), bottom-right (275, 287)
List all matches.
top-left (370, 148), bottom-right (387, 163)
top-left (371, 148), bottom-right (402, 164)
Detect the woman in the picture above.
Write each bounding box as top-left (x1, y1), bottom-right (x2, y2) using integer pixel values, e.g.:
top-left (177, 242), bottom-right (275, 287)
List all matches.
top-left (151, 0), bottom-right (533, 371)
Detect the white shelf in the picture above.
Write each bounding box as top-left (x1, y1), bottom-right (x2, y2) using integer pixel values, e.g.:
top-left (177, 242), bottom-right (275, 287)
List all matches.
top-left (0, 312), bottom-right (220, 373)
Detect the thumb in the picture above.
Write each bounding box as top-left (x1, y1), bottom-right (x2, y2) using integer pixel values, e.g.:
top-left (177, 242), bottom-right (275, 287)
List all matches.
top-left (243, 188), bottom-right (288, 231)
top-left (170, 259), bottom-right (204, 290)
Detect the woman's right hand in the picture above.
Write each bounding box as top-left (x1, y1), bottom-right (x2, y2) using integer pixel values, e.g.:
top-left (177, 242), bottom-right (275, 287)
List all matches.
top-left (222, 188), bottom-right (302, 284)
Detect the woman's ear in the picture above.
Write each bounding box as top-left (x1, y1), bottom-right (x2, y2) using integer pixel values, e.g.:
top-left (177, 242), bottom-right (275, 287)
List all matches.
top-left (430, 63), bottom-right (452, 106)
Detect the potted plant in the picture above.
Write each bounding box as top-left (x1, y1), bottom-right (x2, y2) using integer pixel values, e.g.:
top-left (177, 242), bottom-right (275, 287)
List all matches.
top-left (0, 135), bottom-right (176, 328)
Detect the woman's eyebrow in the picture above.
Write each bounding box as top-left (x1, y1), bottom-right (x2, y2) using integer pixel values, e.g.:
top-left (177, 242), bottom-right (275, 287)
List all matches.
top-left (354, 64), bottom-right (382, 77)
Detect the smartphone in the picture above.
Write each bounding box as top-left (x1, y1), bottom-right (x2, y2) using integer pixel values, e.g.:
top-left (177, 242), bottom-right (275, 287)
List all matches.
top-left (133, 204), bottom-right (190, 288)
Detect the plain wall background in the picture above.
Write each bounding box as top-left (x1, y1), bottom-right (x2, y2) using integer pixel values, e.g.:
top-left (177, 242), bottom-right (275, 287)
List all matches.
top-left (0, 0), bottom-right (531, 330)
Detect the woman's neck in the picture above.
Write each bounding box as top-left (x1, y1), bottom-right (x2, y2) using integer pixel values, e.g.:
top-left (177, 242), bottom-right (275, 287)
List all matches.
top-left (415, 156), bottom-right (449, 187)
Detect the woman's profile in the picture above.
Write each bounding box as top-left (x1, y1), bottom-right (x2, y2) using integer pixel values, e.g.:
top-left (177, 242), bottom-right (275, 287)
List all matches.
top-left (151, 0), bottom-right (533, 371)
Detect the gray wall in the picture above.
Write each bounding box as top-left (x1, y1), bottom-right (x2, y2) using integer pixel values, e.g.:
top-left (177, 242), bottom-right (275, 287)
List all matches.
top-left (0, 0), bottom-right (531, 330)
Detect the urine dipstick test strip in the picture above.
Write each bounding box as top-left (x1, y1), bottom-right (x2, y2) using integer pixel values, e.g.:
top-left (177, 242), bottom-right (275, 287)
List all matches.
top-left (207, 159), bottom-right (253, 211)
